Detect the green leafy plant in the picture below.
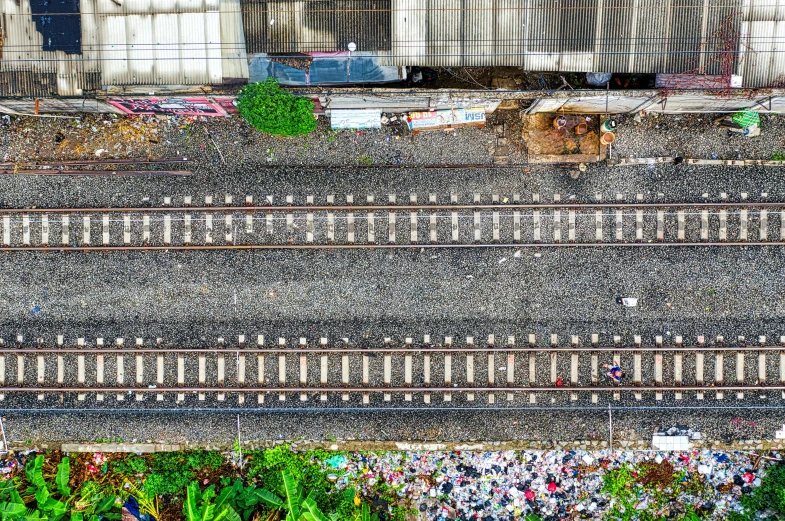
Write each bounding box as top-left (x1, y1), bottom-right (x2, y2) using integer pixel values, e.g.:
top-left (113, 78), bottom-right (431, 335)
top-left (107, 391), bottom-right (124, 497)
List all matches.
top-left (126, 481), bottom-right (159, 521)
top-left (358, 155), bottom-right (373, 166)
top-left (772, 151), bottom-right (785, 161)
top-left (24, 455), bottom-right (68, 521)
top-left (55, 459), bottom-right (71, 497)
top-left (213, 479), bottom-right (266, 521)
top-left (601, 465), bottom-right (639, 521)
top-left (237, 79), bottom-right (316, 137)
top-left (130, 450), bottom-right (225, 497)
top-left (112, 456), bottom-right (147, 476)
top-left (245, 447), bottom-right (342, 515)
top-left (71, 483), bottom-right (118, 521)
top-left (0, 480), bottom-right (27, 521)
top-left (184, 482), bottom-right (241, 521)
top-left (255, 470), bottom-right (338, 521)
top-left (5, 454), bottom-right (118, 521)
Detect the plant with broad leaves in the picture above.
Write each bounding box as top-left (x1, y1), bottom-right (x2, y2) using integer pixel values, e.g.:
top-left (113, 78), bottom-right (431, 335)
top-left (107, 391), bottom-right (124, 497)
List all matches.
top-left (13, 455), bottom-right (119, 521)
top-left (254, 470), bottom-right (331, 521)
top-left (183, 482), bottom-right (241, 521)
top-left (125, 481), bottom-right (159, 521)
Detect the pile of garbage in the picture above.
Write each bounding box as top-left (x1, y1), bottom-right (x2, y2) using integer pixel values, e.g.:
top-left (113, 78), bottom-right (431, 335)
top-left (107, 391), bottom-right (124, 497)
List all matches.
top-left (320, 449), bottom-right (773, 520)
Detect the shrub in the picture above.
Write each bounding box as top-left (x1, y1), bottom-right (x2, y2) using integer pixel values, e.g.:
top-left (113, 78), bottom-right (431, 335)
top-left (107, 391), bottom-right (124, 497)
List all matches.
top-left (114, 450), bottom-right (227, 498)
top-left (245, 446), bottom-right (340, 514)
top-left (237, 78), bottom-right (316, 136)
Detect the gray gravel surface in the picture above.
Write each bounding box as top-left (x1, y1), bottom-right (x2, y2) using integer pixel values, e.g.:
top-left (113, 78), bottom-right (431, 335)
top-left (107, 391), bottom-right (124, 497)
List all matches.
top-left (0, 247), bottom-right (782, 343)
top-left (613, 112), bottom-right (785, 159)
top-left (2, 114), bottom-right (785, 209)
top-left (2, 113), bottom-right (785, 440)
top-left (2, 409), bottom-right (781, 443)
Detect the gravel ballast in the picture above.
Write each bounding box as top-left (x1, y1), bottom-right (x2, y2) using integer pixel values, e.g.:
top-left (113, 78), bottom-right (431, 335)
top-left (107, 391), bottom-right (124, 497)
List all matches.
top-left (2, 112), bottom-right (785, 442)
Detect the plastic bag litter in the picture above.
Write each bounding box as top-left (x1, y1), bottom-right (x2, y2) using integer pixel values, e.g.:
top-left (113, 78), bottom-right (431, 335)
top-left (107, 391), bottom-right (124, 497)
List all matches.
top-left (325, 454), bottom-right (347, 469)
top-left (314, 448), bottom-right (770, 521)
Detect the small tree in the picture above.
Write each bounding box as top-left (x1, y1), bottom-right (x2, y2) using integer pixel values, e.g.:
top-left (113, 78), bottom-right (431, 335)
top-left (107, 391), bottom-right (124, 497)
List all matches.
top-left (237, 79), bottom-right (316, 136)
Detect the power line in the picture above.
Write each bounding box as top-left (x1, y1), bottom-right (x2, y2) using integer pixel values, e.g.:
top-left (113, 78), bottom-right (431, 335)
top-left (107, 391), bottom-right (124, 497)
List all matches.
top-left (7, 35), bottom-right (785, 51)
top-left (0, 49), bottom-right (775, 65)
top-left (2, 4), bottom-right (752, 16)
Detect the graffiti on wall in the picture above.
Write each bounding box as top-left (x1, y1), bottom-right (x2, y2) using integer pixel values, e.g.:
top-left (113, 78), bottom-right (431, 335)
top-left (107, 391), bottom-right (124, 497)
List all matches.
top-left (108, 98), bottom-right (230, 116)
top-left (212, 97), bottom-right (239, 114)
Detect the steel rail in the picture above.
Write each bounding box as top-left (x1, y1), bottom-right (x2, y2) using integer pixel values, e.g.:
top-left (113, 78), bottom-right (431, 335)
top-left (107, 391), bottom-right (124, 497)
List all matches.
top-left (0, 201), bottom-right (783, 214)
top-left (0, 170), bottom-right (192, 176)
top-left (2, 242), bottom-right (783, 251)
top-left (6, 345), bottom-right (784, 354)
top-left (0, 158), bottom-right (190, 167)
top-left (3, 385), bottom-right (784, 393)
top-left (11, 405), bottom-right (785, 414)
top-left (248, 164), bottom-right (538, 170)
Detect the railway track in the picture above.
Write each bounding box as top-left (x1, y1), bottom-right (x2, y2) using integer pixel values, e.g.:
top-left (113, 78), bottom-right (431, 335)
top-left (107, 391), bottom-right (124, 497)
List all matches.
top-left (0, 193), bottom-right (783, 251)
top-left (0, 157), bottom-right (191, 177)
top-left (4, 334), bottom-right (785, 408)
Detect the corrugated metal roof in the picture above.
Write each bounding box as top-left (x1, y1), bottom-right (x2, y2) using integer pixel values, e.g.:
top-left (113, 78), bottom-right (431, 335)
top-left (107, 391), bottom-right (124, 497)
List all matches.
top-left (241, 0), bottom-right (391, 54)
top-left (386, 0), bottom-right (746, 75)
top-left (1, 0), bottom-right (248, 96)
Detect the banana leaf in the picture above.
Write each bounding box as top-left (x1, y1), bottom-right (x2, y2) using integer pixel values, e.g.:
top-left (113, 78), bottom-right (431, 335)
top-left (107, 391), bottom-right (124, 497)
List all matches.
top-left (0, 480), bottom-right (16, 501)
top-left (0, 501), bottom-right (27, 520)
top-left (10, 490), bottom-right (23, 506)
top-left (184, 483), bottom-right (202, 521)
top-left (199, 503), bottom-right (214, 521)
top-left (55, 459), bottom-right (70, 497)
top-left (34, 488), bottom-right (49, 508)
top-left (93, 496), bottom-right (116, 514)
top-left (19, 509), bottom-right (46, 521)
top-left (281, 471), bottom-right (302, 520)
top-left (212, 506), bottom-right (240, 521)
top-left (300, 497), bottom-right (326, 521)
top-left (25, 457), bottom-right (45, 490)
top-left (252, 490), bottom-right (282, 510)
top-left (214, 487), bottom-right (234, 512)
top-left (41, 500), bottom-right (66, 520)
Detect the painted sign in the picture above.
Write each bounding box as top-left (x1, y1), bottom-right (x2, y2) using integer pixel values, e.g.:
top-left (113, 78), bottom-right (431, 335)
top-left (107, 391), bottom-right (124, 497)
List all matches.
top-left (108, 98), bottom-right (229, 116)
top-left (212, 97), bottom-right (239, 114)
top-left (406, 107), bottom-right (486, 131)
top-left (432, 97), bottom-right (501, 113)
top-left (330, 109), bottom-right (382, 130)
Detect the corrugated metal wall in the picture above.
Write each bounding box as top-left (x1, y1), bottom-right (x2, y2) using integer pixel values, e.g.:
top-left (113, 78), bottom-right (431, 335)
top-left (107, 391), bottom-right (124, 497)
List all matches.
top-left (242, 0), bottom-right (392, 53)
top-left (1, 0), bottom-right (244, 96)
top-left (387, 0), bottom-right (746, 75)
top-left (741, 0), bottom-right (785, 87)
top-left (0, 0), bottom-right (103, 95)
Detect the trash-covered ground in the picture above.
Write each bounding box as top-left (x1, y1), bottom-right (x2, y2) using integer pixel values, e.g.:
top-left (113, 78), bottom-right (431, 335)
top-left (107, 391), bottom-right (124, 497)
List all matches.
top-left (320, 449), bottom-right (778, 521)
top-left (1, 447), bottom-right (780, 521)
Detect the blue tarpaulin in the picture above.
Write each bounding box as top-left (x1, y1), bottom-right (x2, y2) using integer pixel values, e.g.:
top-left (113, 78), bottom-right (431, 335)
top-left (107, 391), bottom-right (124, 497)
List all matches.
top-left (248, 52), bottom-right (404, 86)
